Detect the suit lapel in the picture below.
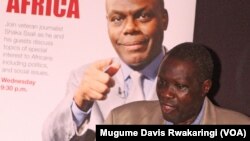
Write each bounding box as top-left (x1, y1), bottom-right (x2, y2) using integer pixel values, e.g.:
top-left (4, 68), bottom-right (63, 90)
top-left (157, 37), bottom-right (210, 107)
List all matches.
top-left (147, 77), bottom-right (159, 100)
top-left (147, 101), bottom-right (165, 124)
top-left (201, 97), bottom-right (217, 124)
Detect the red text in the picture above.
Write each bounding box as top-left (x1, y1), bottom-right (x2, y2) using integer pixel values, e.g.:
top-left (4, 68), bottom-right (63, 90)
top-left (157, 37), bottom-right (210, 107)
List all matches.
top-left (6, 0), bottom-right (80, 18)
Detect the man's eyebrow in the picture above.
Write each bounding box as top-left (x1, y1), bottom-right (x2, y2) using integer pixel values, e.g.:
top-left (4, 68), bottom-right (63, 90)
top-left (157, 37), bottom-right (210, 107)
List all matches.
top-left (108, 7), bottom-right (151, 16)
top-left (107, 10), bottom-right (124, 16)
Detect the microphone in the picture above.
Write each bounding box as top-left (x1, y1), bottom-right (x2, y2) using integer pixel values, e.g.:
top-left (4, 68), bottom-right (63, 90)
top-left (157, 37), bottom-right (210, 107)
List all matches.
top-left (118, 87), bottom-right (126, 98)
top-left (118, 87), bottom-right (123, 95)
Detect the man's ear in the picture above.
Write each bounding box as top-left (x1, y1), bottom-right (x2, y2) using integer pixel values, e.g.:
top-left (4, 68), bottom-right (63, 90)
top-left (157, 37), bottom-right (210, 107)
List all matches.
top-left (162, 9), bottom-right (168, 30)
top-left (202, 79), bottom-right (212, 97)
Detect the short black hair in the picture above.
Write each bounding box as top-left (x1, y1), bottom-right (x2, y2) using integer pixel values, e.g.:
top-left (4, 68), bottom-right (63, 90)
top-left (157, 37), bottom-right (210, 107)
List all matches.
top-left (159, 0), bottom-right (165, 10)
top-left (160, 0), bottom-right (164, 7)
top-left (165, 42), bottom-right (214, 82)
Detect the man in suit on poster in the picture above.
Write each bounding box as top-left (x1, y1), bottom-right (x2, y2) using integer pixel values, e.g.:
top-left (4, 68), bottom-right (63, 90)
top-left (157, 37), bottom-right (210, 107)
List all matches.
top-left (105, 42), bottom-right (250, 125)
top-left (42, 0), bottom-right (168, 140)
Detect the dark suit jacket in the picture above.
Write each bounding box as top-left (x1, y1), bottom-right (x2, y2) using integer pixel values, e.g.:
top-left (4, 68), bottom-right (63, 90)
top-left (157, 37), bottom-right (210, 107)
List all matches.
top-left (105, 97), bottom-right (250, 124)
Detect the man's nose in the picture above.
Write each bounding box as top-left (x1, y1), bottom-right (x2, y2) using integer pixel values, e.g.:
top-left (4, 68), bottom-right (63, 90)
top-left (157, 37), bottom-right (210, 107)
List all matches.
top-left (158, 86), bottom-right (175, 99)
top-left (123, 18), bottom-right (139, 35)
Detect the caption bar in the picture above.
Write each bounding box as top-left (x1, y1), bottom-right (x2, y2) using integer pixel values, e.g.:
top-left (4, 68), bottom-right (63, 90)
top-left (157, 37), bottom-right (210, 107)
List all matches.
top-left (96, 125), bottom-right (249, 140)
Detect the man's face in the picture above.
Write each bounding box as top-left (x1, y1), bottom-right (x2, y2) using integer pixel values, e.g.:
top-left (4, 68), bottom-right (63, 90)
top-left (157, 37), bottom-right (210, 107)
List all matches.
top-left (106, 0), bottom-right (168, 69)
top-left (156, 57), bottom-right (207, 124)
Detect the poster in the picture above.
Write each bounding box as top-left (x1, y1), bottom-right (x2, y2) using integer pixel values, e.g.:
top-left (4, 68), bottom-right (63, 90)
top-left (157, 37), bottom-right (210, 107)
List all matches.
top-left (0, 0), bottom-right (196, 140)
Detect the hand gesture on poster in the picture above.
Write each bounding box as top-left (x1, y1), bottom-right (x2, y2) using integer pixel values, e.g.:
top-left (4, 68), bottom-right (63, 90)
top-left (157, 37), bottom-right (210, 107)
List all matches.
top-left (73, 58), bottom-right (120, 111)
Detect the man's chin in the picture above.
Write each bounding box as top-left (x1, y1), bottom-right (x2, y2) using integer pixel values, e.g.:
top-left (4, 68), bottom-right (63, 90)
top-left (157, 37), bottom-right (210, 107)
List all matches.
top-left (119, 55), bottom-right (150, 70)
top-left (163, 113), bottom-right (179, 123)
top-left (127, 61), bottom-right (147, 70)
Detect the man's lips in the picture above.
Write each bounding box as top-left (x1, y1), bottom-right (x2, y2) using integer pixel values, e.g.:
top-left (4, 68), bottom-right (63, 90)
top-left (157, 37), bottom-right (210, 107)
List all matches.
top-left (119, 40), bottom-right (147, 46)
top-left (160, 102), bottom-right (176, 113)
top-left (117, 40), bottom-right (148, 50)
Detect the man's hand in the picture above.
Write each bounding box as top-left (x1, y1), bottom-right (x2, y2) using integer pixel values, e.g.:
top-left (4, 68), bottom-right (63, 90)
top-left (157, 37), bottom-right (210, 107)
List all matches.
top-left (73, 58), bottom-right (120, 111)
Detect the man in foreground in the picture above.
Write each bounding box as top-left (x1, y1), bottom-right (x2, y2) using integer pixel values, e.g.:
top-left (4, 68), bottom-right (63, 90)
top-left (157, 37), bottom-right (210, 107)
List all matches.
top-left (105, 42), bottom-right (250, 124)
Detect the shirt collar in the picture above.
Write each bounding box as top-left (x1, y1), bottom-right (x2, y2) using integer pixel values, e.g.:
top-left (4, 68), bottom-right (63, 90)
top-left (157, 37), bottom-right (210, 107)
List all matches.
top-left (120, 46), bottom-right (166, 81)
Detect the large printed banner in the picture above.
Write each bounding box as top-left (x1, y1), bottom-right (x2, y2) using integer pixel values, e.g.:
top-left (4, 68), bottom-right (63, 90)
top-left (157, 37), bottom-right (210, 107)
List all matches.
top-left (0, 0), bottom-right (196, 140)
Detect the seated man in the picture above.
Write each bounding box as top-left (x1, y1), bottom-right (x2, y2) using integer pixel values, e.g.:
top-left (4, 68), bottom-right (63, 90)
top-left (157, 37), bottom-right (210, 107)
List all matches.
top-left (105, 42), bottom-right (250, 125)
